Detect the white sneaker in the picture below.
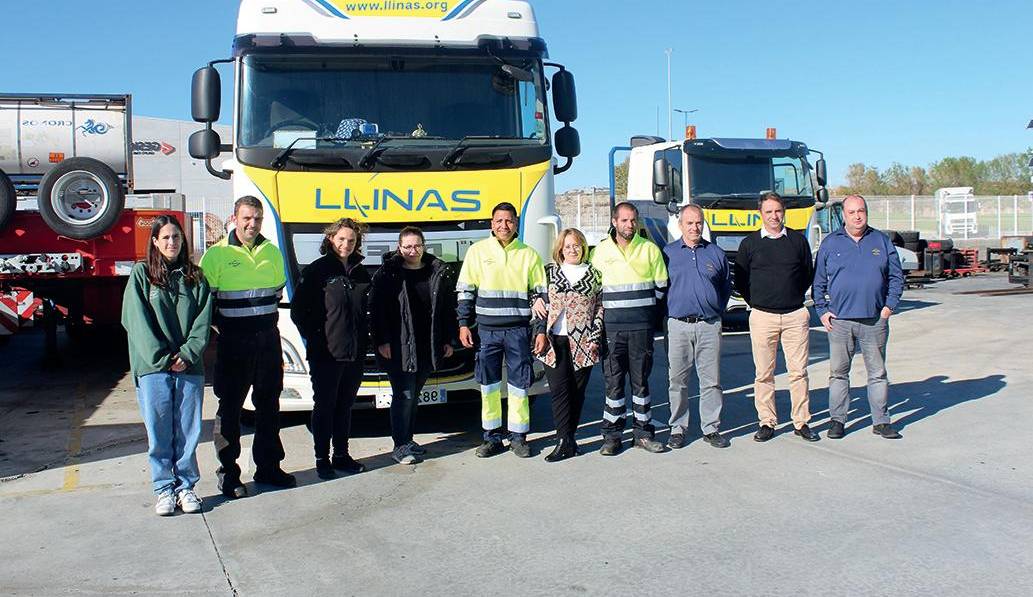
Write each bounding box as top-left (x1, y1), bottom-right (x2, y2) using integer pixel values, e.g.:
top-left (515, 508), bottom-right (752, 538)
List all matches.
top-left (392, 445), bottom-right (419, 465)
top-left (177, 489), bottom-right (202, 514)
top-left (155, 492), bottom-right (176, 516)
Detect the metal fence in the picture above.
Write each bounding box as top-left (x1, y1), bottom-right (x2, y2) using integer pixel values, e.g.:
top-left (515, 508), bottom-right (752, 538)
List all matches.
top-left (556, 191), bottom-right (1033, 244)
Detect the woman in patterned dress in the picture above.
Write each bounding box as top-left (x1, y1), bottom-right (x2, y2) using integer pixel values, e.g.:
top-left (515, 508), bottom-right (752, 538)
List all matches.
top-left (535, 228), bottom-right (604, 462)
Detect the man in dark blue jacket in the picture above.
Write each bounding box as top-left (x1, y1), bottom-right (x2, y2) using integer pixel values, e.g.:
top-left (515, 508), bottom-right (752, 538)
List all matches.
top-left (813, 195), bottom-right (905, 440)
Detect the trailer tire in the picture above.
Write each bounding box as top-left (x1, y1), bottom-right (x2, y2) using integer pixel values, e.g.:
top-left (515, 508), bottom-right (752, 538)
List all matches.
top-left (37, 158), bottom-right (124, 240)
top-left (0, 170), bottom-right (15, 232)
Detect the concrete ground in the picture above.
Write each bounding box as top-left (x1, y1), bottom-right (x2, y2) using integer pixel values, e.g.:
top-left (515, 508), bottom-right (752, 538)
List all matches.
top-left (1, 272), bottom-right (1031, 596)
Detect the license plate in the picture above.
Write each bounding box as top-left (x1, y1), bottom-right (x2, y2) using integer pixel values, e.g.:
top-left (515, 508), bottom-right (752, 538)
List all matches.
top-left (375, 386), bottom-right (447, 409)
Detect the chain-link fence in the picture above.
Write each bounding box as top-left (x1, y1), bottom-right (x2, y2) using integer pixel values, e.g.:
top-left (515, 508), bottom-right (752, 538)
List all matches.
top-left (556, 191), bottom-right (1033, 245)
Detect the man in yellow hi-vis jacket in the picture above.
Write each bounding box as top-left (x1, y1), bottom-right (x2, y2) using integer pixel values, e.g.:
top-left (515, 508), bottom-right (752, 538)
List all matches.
top-left (200, 196), bottom-right (295, 498)
top-left (457, 202), bottom-right (547, 459)
top-left (590, 202), bottom-right (668, 456)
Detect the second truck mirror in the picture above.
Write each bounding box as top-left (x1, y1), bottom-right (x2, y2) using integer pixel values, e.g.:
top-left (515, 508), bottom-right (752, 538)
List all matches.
top-left (189, 129), bottom-right (222, 160)
top-left (551, 70), bottom-right (577, 123)
top-left (815, 158), bottom-right (828, 188)
top-left (191, 66), bottom-right (221, 123)
top-left (816, 187), bottom-right (829, 203)
top-left (653, 158), bottom-right (671, 204)
top-left (554, 126), bottom-right (580, 159)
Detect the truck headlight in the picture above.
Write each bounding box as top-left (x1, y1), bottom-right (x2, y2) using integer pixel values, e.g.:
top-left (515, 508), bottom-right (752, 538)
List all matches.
top-left (281, 338), bottom-right (307, 375)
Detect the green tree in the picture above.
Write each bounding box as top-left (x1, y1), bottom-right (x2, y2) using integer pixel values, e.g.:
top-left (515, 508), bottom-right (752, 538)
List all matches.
top-left (612, 158), bottom-right (629, 199)
top-left (928, 156), bottom-right (980, 190)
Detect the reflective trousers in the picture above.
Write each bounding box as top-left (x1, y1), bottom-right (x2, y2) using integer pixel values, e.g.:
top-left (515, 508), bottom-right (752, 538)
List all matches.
top-left (601, 328), bottom-right (655, 440)
top-left (475, 326), bottom-right (533, 442)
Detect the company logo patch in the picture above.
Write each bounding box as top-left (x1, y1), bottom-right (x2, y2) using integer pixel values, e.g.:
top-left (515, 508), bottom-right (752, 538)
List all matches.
top-left (227, 260), bottom-right (242, 268)
top-left (872, 248), bottom-right (881, 256)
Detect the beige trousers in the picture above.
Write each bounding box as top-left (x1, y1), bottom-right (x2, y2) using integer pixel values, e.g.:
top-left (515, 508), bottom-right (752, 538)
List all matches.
top-left (748, 307), bottom-right (811, 429)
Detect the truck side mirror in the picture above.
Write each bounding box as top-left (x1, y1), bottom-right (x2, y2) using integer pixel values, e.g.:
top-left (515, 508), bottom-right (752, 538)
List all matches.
top-left (653, 157), bottom-right (671, 204)
top-left (551, 70), bottom-right (577, 123)
top-left (189, 129), bottom-right (222, 160)
top-left (554, 126), bottom-right (580, 159)
top-left (191, 66), bottom-right (221, 123)
top-left (815, 158), bottom-right (828, 188)
top-left (816, 187), bottom-right (829, 203)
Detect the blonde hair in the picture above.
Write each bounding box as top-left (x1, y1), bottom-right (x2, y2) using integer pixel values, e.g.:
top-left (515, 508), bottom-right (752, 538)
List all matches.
top-left (551, 228), bottom-right (589, 265)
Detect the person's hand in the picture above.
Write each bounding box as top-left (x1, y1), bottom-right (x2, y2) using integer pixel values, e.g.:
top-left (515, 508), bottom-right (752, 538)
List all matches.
top-left (533, 333), bottom-right (548, 356)
top-left (443, 344), bottom-right (454, 358)
top-left (378, 343), bottom-right (392, 359)
top-left (880, 306), bottom-right (893, 320)
top-left (531, 297), bottom-right (548, 320)
top-left (820, 312), bottom-right (836, 333)
top-left (459, 326), bottom-right (474, 348)
top-left (170, 355), bottom-right (187, 372)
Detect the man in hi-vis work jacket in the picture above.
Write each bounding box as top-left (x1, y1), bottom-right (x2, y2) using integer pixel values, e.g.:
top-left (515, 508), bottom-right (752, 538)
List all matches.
top-left (200, 196), bottom-right (295, 498)
top-left (590, 202), bottom-right (668, 455)
top-left (457, 202), bottom-right (547, 459)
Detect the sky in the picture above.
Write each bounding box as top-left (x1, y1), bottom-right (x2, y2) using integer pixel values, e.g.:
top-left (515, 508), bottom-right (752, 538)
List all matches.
top-left (4, 0), bottom-right (1031, 192)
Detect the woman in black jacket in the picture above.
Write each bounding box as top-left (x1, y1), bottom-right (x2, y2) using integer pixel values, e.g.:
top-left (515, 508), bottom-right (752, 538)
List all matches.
top-left (370, 226), bottom-right (458, 465)
top-left (290, 218), bottom-right (370, 479)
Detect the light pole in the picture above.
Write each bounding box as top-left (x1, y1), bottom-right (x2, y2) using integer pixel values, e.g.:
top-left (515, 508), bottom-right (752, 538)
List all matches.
top-left (665, 48), bottom-right (673, 141)
top-left (673, 108), bottom-right (698, 135)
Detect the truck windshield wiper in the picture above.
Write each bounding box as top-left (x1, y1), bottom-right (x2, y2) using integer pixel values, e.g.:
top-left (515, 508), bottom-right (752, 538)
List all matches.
top-left (271, 136), bottom-right (350, 170)
top-left (357, 135), bottom-right (442, 169)
top-left (441, 136), bottom-right (526, 169)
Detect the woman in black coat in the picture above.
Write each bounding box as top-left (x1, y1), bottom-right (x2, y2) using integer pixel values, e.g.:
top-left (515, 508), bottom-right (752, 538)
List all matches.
top-left (370, 226), bottom-right (458, 465)
top-left (290, 218), bottom-right (370, 479)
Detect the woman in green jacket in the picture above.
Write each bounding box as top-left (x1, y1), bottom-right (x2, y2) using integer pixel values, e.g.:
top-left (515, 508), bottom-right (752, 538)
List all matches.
top-left (121, 215), bottom-right (212, 516)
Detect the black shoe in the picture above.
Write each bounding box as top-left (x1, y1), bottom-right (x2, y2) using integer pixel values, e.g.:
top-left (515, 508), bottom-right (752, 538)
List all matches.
top-left (331, 454), bottom-right (367, 474)
top-left (633, 436), bottom-right (665, 453)
top-left (794, 424), bottom-right (819, 442)
top-left (827, 421), bottom-right (846, 439)
top-left (315, 458), bottom-right (337, 480)
top-left (475, 440), bottom-right (507, 458)
top-left (219, 480), bottom-right (248, 500)
top-left (872, 423), bottom-right (902, 439)
top-left (544, 438), bottom-right (578, 462)
top-left (754, 425), bottom-right (775, 442)
top-left (667, 433), bottom-right (686, 449)
top-left (510, 437), bottom-right (532, 458)
top-left (253, 469), bottom-right (297, 488)
top-left (599, 438), bottom-right (623, 456)
top-left (703, 432), bottom-right (730, 448)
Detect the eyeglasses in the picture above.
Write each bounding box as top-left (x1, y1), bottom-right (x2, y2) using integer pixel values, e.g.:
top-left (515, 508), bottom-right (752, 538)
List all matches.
top-left (400, 243), bottom-right (424, 252)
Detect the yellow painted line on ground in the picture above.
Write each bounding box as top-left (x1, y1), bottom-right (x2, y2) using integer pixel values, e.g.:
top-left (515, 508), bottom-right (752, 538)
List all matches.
top-left (0, 483), bottom-right (123, 499)
top-left (61, 381), bottom-right (88, 491)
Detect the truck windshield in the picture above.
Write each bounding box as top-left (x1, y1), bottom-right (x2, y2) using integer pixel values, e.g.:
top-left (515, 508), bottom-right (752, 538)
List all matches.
top-left (238, 53), bottom-right (547, 148)
top-left (689, 155), bottom-right (815, 207)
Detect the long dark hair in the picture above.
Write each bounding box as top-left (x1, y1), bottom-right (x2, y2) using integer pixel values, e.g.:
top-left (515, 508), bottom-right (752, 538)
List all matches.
top-left (146, 215), bottom-right (204, 288)
top-left (319, 218), bottom-right (368, 256)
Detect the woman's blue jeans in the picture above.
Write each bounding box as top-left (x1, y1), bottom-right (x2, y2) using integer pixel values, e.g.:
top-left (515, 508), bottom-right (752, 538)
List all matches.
top-left (135, 372), bottom-right (204, 495)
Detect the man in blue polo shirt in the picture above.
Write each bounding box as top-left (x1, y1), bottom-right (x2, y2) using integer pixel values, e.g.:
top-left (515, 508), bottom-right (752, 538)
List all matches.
top-left (663, 204), bottom-right (732, 449)
top-left (813, 194), bottom-right (905, 440)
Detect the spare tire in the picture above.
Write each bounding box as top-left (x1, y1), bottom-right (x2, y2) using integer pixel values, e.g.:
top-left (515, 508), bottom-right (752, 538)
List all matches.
top-left (37, 158), bottom-right (125, 240)
top-left (884, 230), bottom-right (905, 247)
top-left (900, 231), bottom-right (920, 243)
top-left (0, 170), bottom-right (14, 232)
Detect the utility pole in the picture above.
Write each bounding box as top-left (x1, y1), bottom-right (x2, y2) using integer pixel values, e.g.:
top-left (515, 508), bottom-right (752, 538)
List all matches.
top-left (665, 48), bottom-right (673, 141)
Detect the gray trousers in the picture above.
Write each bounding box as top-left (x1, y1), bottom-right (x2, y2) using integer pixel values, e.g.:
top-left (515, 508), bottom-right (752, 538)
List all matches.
top-left (667, 317), bottom-right (723, 435)
top-left (828, 317), bottom-right (890, 426)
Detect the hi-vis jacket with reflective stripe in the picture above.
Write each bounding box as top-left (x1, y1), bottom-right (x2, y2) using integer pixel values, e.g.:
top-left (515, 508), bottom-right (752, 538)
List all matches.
top-left (456, 236), bottom-right (547, 330)
top-left (590, 232), bottom-right (669, 331)
top-left (199, 231), bottom-right (286, 332)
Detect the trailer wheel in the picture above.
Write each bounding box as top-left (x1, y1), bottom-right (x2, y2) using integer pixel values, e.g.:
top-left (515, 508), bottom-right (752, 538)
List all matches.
top-left (37, 158), bottom-right (125, 240)
top-left (0, 170), bottom-right (15, 232)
